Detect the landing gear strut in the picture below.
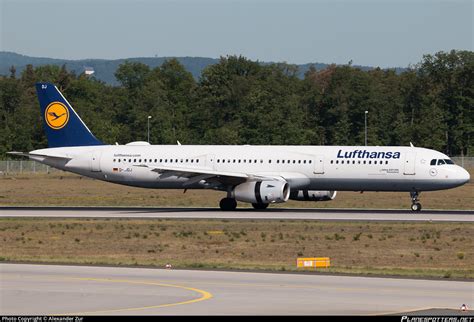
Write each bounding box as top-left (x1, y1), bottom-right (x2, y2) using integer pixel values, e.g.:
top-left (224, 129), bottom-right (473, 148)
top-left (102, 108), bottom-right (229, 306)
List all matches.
top-left (410, 191), bottom-right (422, 212)
top-left (220, 198), bottom-right (237, 211)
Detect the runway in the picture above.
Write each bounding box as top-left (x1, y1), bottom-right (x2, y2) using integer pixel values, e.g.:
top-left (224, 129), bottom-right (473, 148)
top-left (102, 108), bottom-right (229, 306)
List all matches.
top-left (1, 263), bottom-right (473, 315)
top-left (0, 206), bottom-right (473, 222)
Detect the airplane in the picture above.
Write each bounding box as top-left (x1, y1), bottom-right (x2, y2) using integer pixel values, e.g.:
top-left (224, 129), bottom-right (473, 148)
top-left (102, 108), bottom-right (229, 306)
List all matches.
top-left (8, 83), bottom-right (470, 212)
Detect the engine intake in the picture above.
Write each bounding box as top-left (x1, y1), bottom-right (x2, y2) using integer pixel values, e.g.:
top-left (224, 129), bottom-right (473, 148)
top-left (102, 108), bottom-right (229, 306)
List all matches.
top-left (289, 190), bottom-right (337, 201)
top-left (234, 180), bottom-right (290, 204)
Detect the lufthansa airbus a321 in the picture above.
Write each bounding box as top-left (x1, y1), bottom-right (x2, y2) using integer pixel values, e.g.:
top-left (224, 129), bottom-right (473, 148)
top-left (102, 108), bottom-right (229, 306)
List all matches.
top-left (9, 83), bottom-right (470, 211)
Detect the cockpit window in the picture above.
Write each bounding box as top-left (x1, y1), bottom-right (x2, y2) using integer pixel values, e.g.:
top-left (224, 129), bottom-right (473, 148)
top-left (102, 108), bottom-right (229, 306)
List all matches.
top-left (431, 159), bottom-right (454, 166)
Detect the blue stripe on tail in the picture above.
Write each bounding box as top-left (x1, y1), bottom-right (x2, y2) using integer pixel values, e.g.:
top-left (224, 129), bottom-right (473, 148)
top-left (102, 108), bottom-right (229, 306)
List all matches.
top-left (36, 83), bottom-right (104, 148)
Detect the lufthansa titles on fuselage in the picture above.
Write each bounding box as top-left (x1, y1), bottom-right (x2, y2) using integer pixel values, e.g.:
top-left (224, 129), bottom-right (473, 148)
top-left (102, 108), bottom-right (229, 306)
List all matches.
top-left (337, 149), bottom-right (401, 159)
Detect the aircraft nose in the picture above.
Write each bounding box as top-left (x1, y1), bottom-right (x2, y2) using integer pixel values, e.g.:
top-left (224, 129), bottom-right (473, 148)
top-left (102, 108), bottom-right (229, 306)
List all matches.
top-left (458, 166), bottom-right (470, 184)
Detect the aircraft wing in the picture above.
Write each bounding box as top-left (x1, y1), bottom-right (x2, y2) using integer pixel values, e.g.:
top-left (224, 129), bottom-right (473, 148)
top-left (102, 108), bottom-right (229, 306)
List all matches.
top-left (134, 164), bottom-right (281, 187)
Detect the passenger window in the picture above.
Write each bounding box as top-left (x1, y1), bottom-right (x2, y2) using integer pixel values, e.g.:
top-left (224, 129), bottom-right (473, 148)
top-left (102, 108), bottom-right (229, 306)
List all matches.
top-left (437, 159), bottom-right (446, 165)
top-left (330, 160), bottom-right (334, 164)
top-left (430, 159), bottom-right (437, 166)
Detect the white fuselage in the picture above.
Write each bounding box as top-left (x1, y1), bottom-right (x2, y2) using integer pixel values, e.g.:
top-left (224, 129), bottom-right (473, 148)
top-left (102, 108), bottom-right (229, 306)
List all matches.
top-left (29, 144), bottom-right (470, 193)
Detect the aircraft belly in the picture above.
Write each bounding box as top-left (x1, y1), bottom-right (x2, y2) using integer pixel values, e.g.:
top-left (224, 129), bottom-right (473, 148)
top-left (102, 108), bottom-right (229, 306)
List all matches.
top-left (308, 178), bottom-right (448, 192)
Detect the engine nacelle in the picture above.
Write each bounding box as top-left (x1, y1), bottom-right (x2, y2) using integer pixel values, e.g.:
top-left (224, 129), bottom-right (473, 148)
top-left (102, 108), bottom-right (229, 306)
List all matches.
top-left (289, 190), bottom-right (337, 201)
top-left (233, 180), bottom-right (290, 204)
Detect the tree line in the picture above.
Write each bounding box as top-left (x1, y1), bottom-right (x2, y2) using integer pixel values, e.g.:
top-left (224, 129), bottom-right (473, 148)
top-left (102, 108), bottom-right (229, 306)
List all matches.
top-left (0, 50), bottom-right (472, 158)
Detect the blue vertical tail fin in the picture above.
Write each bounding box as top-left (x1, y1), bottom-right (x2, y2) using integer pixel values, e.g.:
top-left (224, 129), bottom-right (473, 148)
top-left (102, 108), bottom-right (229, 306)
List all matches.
top-left (36, 83), bottom-right (104, 148)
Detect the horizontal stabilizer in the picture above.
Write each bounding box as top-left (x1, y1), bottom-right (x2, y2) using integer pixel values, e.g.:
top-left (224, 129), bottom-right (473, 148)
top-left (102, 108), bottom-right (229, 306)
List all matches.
top-left (7, 151), bottom-right (72, 160)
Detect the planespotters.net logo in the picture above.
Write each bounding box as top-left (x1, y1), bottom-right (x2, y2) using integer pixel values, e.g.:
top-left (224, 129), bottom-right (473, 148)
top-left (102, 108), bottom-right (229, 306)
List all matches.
top-left (401, 317), bottom-right (473, 322)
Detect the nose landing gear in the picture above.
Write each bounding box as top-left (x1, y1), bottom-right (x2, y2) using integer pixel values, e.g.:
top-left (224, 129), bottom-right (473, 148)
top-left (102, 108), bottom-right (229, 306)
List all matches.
top-left (410, 191), bottom-right (422, 211)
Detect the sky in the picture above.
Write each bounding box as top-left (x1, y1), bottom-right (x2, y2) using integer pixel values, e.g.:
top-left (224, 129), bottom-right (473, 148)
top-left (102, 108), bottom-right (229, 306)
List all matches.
top-left (1, 0), bottom-right (472, 68)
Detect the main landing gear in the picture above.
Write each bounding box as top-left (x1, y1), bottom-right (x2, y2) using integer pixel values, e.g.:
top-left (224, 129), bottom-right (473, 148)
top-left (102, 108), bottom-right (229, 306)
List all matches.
top-left (220, 197), bottom-right (237, 211)
top-left (219, 198), bottom-right (269, 211)
top-left (252, 203), bottom-right (269, 210)
top-left (410, 191), bottom-right (422, 212)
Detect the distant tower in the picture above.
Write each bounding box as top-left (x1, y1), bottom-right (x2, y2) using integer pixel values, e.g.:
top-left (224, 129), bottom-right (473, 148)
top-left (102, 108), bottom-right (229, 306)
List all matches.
top-left (84, 66), bottom-right (95, 76)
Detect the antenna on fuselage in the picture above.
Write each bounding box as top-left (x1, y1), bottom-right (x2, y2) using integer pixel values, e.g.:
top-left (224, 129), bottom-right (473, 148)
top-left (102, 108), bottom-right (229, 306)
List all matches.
top-left (410, 142), bottom-right (415, 147)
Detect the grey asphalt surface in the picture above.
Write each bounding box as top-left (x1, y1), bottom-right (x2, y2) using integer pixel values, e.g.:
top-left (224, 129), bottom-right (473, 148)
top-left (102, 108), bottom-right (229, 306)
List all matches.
top-left (1, 263), bottom-right (473, 315)
top-left (0, 207), bottom-right (473, 222)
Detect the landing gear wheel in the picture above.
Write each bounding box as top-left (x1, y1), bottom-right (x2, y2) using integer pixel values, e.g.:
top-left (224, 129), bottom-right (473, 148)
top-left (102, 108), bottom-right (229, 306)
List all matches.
top-left (411, 202), bottom-right (422, 212)
top-left (409, 191), bottom-right (422, 212)
top-left (252, 203), bottom-right (269, 210)
top-left (219, 198), bottom-right (237, 211)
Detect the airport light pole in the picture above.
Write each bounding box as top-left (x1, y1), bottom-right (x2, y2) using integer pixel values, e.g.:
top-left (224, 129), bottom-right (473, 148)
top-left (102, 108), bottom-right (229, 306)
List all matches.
top-left (364, 111), bottom-right (368, 146)
top-left (147, 115), bottom-right (152, 143)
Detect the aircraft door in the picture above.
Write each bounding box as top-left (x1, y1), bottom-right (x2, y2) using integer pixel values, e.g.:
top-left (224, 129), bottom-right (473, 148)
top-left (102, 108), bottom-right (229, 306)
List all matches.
top-left (313, 155), bottom-right (324, 174)
top-left (91, 150), bottom-right (102, 172)
top-left (403, 152), bottom-right (416, 175)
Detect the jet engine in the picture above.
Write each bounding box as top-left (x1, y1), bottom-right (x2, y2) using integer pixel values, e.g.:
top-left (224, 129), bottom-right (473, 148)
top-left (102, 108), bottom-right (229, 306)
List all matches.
top-left (289, 190), bottom-right (337, 201)
top-left (233, 181), bottom-right (290, 204)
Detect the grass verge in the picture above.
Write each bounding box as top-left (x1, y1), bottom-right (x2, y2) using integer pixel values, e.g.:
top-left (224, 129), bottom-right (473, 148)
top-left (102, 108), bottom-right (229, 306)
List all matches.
top-left (1, 218), bottom-right (472, 279)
